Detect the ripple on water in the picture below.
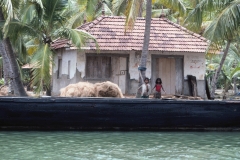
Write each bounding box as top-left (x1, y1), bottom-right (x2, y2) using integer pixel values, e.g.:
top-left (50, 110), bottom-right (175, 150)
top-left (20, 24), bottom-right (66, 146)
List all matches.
top-left (0, 132), bottom-right (240, 160)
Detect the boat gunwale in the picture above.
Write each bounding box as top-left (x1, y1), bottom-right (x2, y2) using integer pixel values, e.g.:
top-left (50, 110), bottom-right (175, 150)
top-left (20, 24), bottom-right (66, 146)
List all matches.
top-left (0, 97), bottom-right (238, 105)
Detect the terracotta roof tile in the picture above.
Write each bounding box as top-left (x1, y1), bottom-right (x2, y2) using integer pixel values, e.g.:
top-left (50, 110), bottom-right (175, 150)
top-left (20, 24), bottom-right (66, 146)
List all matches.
top-left (53, 16), bottom-right (209, 52)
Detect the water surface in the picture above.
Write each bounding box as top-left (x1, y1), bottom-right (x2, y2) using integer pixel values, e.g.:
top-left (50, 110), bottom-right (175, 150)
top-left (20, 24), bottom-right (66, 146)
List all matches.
top-left (0, 131), bottom-right (239, 160)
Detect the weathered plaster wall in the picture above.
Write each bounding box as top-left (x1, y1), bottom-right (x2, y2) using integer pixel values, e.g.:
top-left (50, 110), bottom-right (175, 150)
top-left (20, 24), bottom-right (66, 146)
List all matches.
top-left (149, 51), bottom-right (206, 98)
top-left (183, 53), bottom-right (205, 80)
top-left (52, 49), bottom-right (206, 97)
top-left (76, 51), bottom-right (86, 78)
top-left (150, 51), bottom-right (205, 80)
top-left (129, 51), bottom-right (151, 80)
top-left (52, 49), bottom-right (78, 96)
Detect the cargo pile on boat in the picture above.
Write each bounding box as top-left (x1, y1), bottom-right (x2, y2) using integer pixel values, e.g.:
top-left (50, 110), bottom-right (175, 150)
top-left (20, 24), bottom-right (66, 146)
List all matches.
top-left (0, 86), bottom-right (9, 96)
top-left (60, 82), bottom-right (95, 97)
top-left (60, 81), bottom-right (123, 98)
top-left (94, 81), bottom-right (124, 98)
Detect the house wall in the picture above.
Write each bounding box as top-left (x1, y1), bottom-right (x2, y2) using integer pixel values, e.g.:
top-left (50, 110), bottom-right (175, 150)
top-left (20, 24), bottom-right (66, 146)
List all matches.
top-left (150, 51), bottom-right (206, 98)
top-left (52, 49), bottom-right (80, 96)
top-left (52, 49), bottom-right (206, 98)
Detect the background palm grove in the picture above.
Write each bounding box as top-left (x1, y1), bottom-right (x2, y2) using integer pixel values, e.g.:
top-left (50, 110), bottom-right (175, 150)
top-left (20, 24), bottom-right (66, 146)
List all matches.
top-left (0, 0), bottom-right (239, 99)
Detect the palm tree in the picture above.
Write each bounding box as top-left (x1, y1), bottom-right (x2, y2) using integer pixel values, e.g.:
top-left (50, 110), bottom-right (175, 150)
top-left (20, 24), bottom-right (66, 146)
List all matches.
top-left (206, 41), bottom-right (240, 98)
top-left (0, 37), bottom-right (11, 84)
top-left (184, 0), bottom-right (240, 99)
top-left (0, 1), bottom-right (28, 96)
top-left (2, 0), bottom-right (98, 95)
top-left (112, 0), bottom-right (187, 30)
top-left (66, 0), bottom-right (113, 29)
top-left (136, 0), bottom-right (152, 91)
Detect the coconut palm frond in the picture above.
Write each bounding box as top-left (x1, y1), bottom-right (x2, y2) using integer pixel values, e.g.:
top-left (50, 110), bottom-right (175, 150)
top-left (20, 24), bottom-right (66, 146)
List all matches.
top-left (158, 0), bottom-right (187, 16)
top-left (232, 67), bottom-right (240, 78)
top-left (31, 43), bottom-right (52, 95)
top-left (67, 28), bottom-right (99, 50)
top-left (26, 45), bottom-right (38, 56)
top-left (183, 0), bottom-right (206, 31)
top-left (183, 0), bottom-right (224, 32)
top-left (112, 0), bottom-right (126, 15)
top-left (19, 2), bottom-right (37, 23)
top-left (24, 37), bottom-right (40, 56)
top-left (78, 0), bottom-right (88, 12)
top-left (184, 0), bottom-right (238, 32)
top-left (65, 11), bottom-right (85, 29)
top-left (0, 0), bottom-right (13, 36)
top-left (204, 1), bottom-right (240, 44)
top-left (19, 0), bottom-right (44, 24)
top-left (104, 0), bottom-right (112, 7)
top-left (95, 2), bottom-right (113, 18)
top-left (152, 8), bottom-right (170, 17)
top-left (13, 36), bottom-right (28, 61)
top-left (228, 43), bottom-right (240, 61)
top-left (33, 0), bottom-right (43, 8)
top-left (0, 0), bottom-right (13, 17)
top-left (42, 0), bottom-right (68, 28)
top-left (6, 20), bottom-right (40, 44)
top-left (124, 0), bottom-right (144, 31)
top-left (207, 63), bottom-right (219, 71)
top-left (83, 0), bottom-right (99, 22)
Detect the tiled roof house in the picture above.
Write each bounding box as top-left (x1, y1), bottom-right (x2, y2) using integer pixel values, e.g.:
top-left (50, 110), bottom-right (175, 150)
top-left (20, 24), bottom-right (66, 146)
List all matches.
top-left (52, 16), bottom-right (209, 98)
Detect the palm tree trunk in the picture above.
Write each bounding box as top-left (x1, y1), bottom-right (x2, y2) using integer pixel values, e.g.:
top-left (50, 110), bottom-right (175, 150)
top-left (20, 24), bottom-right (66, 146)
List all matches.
top-left (210, 40), bottom-right (231, 99)
top-left (0, 41), bottom-right (11, 85)
top-left (136, 0), bottom-right (152, 98)
top-left (0, 7), bottom-right (28, 96)
top-left (2, 38), bottom-right (28, 96)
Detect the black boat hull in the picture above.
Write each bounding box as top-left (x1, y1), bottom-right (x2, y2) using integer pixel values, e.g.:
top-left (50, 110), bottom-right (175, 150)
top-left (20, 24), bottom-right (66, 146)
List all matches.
top-left (0, 97), bottom-right (240, 131)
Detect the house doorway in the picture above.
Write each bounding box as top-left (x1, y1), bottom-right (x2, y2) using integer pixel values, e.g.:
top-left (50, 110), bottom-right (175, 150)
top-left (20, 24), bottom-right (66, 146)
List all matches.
top-left (152, 56), bottom-right (183, 95)
top-left (111, 57), bottom-right (128, 94)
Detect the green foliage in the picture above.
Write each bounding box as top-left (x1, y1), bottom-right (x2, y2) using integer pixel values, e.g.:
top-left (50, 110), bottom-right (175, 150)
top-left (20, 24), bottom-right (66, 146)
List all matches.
top-left (124, 0), bottom-right (144, 31)
top-left (0, 78), bottom-right (4, 85)
top-left (156, 0), bottom-right (187, 16)
top-left (1, 0), bottom-right (239, 96)
top-left (206, 41), bottom-right (240, 91)
top-left (31, 44), bottom-right (52, 94)
top-left (1, 0), bottom-right (99, 95)
top-left (204, 1), bottom-right (240, 44)
top-left (184, 0), bottom-right (240, 44)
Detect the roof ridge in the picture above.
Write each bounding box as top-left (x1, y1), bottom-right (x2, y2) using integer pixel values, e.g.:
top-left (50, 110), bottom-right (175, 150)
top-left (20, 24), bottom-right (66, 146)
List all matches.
top-left (78, 16), bottom-right (106, 31)
top-left (161, 17), bottom-right (208, 42)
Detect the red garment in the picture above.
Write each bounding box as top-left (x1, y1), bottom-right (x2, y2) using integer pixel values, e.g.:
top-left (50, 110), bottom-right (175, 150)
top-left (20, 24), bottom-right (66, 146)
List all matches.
top-left (155, 84), bottom-right (162, 92)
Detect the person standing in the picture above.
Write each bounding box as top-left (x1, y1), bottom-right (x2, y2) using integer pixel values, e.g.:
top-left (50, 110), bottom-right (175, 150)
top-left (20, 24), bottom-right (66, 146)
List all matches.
top-left (139, 77), bottom-right (151, 98)
top-left (152, 78), bottom-right (166, 99)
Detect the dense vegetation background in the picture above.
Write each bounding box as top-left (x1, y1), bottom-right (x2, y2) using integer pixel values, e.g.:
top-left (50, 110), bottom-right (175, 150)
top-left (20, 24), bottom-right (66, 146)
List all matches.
top-left (0, 0), bottom-right (239, 99)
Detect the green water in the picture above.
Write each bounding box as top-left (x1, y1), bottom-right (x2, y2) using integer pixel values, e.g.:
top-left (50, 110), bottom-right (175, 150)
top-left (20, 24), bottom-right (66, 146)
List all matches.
top-left (0, 132), bottom-right (239, 160)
